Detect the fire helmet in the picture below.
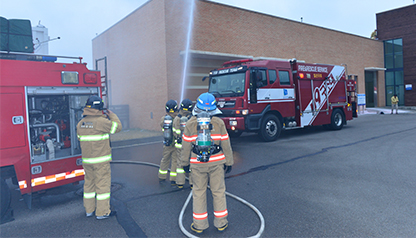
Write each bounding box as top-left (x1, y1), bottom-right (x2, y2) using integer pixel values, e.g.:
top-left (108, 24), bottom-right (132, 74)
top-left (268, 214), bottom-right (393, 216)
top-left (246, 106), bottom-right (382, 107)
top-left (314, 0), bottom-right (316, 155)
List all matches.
top-left (180, 98), bottom-right (193, 111)
top-left (85, 95), bottom-right (104, 110)
top-left (196, 93), bottom-right (216, 111)
top-left (165, 100), bottom-right (178, 113)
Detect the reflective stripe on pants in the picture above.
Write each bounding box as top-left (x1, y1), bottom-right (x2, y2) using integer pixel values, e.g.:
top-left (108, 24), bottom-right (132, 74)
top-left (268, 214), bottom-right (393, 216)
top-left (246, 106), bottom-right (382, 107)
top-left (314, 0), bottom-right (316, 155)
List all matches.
top-left (191, 164), bottom-right (227, 230)
top-left (83, 162), bottom-right (111, 216)
top-left (158, 145), bottom-right (178, 181)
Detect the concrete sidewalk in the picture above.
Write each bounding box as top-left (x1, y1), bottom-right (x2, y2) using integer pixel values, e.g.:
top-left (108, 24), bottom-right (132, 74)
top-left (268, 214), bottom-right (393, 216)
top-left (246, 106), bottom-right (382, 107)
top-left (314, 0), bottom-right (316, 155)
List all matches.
top-left (361, 106), bottom-right (416, 115)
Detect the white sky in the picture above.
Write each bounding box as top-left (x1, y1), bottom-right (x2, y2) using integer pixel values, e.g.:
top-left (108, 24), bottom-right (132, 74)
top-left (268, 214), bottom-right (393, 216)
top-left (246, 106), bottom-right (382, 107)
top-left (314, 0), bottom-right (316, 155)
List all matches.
top-left (0, 0), bottom-right (413, 69)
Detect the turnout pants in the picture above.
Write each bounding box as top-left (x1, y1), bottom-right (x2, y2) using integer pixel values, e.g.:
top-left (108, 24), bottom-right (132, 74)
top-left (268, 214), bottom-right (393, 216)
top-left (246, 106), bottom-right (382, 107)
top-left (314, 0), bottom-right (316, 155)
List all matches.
top-left (158, 145), bottom-right (178, 181)
top-left (82, 162), bottom-right (111, 216)
top-left (191, 164), bottom-right (228, 230)
top-left (176, 148), bottom-right (192, 186)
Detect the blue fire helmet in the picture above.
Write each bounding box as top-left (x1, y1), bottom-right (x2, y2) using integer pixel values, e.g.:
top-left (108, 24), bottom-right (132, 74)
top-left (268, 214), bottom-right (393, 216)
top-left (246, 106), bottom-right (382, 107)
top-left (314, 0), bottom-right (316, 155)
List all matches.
top-left (196, 93), bottom-right (216, 111)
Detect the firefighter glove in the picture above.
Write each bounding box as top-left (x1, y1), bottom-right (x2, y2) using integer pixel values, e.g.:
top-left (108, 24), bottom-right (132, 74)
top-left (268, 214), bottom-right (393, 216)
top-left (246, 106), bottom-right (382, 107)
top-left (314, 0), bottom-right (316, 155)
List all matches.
top-left (183, 165), bottom-right (190, 173)
top-left (224, 164), bottom-right (232, 174)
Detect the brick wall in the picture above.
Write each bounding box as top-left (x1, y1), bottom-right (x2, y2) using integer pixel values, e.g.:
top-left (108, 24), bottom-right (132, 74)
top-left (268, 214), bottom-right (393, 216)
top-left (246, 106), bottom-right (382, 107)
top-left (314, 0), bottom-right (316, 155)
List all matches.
top-left (93, 0), bottom-right (387, 131)
top-left (93, 0), bottom-right (169, 130)
top-left (377, 4), bottom-right (416, 106)
top-left (193, 0), bottom-right (384, 104)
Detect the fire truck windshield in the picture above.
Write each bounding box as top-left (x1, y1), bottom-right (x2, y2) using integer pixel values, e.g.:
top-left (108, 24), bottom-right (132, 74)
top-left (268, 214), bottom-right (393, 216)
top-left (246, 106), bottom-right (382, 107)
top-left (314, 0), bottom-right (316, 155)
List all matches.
top-left (208, 72), bottom-right (245, 97)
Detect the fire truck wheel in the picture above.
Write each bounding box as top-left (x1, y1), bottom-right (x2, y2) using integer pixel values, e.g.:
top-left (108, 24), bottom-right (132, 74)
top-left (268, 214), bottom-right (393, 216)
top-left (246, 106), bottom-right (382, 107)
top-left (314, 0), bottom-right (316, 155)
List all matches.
top-left (228, 130), bottom-right (243, 138)
top-left (1, 178), bottom-right (11, 219)
top-left (259, 114), bottom-right (281, 142)
top-left (330, 109), bottom-right (344, 130)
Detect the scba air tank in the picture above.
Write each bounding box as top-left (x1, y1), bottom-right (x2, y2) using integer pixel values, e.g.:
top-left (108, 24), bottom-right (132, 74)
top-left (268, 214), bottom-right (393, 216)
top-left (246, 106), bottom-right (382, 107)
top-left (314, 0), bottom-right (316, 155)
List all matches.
top-left (195, 112), bottom-right (212, 162)
top-left (163, 115), bottom-right (173, 146)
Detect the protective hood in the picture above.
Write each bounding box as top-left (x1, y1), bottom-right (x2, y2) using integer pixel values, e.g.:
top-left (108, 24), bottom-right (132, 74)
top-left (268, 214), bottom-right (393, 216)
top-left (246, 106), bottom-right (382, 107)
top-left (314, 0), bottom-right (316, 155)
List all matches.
top-left (192, 106), bottom-right (222, 116)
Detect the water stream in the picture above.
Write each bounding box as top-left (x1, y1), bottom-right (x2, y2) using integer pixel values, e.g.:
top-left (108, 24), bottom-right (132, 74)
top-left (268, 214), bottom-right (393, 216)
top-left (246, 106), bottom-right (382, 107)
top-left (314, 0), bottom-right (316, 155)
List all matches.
top-left (180, 0), bottom-right (196, 102)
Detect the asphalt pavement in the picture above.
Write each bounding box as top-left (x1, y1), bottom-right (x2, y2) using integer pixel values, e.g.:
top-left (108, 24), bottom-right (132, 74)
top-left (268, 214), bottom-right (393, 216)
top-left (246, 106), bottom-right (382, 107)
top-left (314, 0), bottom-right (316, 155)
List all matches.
top-left (1, 107), bottom-right (416, 237)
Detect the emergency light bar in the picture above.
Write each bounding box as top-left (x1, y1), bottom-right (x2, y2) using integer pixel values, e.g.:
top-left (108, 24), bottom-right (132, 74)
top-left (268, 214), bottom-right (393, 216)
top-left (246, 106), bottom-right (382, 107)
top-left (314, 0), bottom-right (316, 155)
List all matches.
top-left (0, 51), bottom-right (83, 63)
top-left (222, 58), bottom-right (253, 67)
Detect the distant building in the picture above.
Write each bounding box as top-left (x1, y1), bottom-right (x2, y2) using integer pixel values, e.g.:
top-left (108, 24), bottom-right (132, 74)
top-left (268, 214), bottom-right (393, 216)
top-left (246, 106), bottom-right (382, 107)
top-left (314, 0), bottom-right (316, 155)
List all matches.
top-left (32, 22), bottom-right (49, 54)
top-left (93, 0), bottom-right (393, 131)
top-left (376, 4), bottom-right (416, 106)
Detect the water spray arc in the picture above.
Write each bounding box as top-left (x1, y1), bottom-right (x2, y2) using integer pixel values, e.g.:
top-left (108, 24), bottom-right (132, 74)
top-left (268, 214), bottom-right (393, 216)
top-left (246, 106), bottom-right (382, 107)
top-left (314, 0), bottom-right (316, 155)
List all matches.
top-left (180, 0), bottom-right (196, 102)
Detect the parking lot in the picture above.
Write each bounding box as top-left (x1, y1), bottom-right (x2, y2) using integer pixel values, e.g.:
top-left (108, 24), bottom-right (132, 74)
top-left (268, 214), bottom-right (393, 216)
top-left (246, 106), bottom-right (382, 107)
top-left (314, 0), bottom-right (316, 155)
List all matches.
top-left (2, 112), bottom-right (416, 237)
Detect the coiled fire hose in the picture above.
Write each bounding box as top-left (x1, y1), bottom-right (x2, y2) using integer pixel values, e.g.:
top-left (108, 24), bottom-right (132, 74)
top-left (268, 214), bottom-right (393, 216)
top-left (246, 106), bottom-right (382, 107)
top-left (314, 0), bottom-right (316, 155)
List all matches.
top-left (111, 160), bottom-right (265, 238)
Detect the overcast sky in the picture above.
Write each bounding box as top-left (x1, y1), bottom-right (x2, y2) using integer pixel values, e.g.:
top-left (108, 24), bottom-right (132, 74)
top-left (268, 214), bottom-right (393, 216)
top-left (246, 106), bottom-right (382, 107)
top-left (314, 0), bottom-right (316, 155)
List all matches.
top-left (1, 0), bottom-right (413, 69)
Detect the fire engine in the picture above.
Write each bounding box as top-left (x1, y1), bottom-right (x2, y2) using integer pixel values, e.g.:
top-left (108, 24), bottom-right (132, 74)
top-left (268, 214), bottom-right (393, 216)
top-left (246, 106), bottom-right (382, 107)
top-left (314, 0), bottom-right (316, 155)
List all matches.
top-left (206, 58), bottom-right (357, 141)
top-left (0, 51), bottom-right (106, 222)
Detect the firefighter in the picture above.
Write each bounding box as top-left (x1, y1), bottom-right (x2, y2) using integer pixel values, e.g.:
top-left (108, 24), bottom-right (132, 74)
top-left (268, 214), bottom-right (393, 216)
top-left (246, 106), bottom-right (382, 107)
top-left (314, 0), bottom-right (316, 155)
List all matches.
top-left (173, 98), bottom-right (194, 189)
top-left (181, 92), bottom-right (233, 233)
top-left (76, 95), bottom-right (122, 219)
top-left (159, 99), bottom-right (179, 185)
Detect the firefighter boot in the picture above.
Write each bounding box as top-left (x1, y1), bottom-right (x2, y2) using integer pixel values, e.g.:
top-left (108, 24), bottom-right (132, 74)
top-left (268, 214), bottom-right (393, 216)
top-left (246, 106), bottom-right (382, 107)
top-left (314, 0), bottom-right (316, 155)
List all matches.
top-left (96, 211), bottom-right (117, 220)
top-left (218, 223), bottom-right (228, 232)
top-left (86, 212), bottom-right (94, 217)
top-left (191, 223), bottom-right (204, 234)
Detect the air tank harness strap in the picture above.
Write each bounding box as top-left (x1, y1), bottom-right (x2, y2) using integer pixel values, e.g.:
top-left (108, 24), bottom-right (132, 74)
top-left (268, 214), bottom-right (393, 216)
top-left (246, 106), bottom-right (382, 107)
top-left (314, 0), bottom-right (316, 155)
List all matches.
top-left (191, 143), bottom-right (222, 162)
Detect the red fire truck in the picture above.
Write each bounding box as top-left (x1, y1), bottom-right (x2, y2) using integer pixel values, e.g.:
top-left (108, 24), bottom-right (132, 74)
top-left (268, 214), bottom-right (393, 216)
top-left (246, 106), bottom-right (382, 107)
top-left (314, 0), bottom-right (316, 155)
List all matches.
top-left (0, 51), bottom-right (105, 222)
top-left (206, 58), bottom-right (357, 141)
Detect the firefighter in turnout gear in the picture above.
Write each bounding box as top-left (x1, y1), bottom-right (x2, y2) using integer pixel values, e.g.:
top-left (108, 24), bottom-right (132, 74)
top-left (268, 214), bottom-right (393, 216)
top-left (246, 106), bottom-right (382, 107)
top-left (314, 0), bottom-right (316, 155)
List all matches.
top-left (76, 95), bottom-right (122, 219)
top-left (181, 93), bottom-right (233, 233)
top-left (173, 99), bottom-right (194, 189)
top-left (158, 100), bottom-right (179, 185)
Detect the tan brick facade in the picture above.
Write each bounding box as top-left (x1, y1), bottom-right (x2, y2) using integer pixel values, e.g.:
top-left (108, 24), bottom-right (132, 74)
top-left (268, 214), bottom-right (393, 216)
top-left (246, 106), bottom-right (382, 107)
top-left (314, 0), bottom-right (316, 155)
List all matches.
top-left (93, 0), bottom-right (385, 131)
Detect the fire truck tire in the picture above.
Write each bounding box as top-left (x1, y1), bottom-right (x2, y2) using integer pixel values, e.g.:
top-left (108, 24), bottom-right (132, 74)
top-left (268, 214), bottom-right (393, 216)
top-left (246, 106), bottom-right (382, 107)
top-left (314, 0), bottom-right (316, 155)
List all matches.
top-left (228, 130), bottom-right (243, 138)
top-left (259, 114), bottom-right (281, 142)
top-left (1, 178), bottom-right (11, 219)
top-left (330, 109), bottom-right (344, 130)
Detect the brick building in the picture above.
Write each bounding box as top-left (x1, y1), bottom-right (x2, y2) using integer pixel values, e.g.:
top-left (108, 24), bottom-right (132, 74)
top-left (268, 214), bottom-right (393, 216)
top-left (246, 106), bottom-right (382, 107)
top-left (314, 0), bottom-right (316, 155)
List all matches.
top-left (376, 4), bottom-right (416, 106)
top-left (93, 0), bottom-right (386, 131)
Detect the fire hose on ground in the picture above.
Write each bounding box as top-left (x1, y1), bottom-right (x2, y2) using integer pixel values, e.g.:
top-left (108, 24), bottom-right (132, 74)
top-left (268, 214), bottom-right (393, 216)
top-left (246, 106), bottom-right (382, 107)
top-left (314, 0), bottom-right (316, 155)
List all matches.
top-left (110, 160), bottom-right (265, 238)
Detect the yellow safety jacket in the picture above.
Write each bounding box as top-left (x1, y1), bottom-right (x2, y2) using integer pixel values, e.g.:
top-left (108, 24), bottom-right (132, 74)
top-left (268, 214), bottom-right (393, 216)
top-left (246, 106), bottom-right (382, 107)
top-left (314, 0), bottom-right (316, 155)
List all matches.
top-left (391, 96), bottom-right (399, 104)
top-left (77, 108), bottom-right (122, 164)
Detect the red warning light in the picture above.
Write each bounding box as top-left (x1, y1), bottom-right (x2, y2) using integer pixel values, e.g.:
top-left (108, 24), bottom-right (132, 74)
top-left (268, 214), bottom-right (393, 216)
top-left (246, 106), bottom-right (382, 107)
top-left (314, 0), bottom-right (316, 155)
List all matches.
top-left (299, 73), bottom-right (305, 79)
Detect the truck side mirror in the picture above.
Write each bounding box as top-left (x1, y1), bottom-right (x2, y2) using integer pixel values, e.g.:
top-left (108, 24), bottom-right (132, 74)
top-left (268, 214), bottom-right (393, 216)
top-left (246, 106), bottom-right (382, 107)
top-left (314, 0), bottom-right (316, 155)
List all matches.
top-left (202, 76), bottom-right (208, 81)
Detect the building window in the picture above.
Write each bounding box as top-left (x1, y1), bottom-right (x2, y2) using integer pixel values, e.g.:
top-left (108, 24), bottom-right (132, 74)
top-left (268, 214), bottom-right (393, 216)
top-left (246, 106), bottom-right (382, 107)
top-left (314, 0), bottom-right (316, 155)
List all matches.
top-left (384, 38), bottom-right (403, 106)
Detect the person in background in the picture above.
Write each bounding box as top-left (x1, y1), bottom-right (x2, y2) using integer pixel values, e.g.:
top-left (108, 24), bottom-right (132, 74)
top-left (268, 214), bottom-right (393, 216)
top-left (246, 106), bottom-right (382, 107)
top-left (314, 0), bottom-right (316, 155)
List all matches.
top-left (181, 93), bottom-right (233, 234)
top-left (77, 95), bottom-right (122, 219)
top-left (158, 100), bottom-right (179, 185)
top-left (173, 99), bottom-right (194, 189)
top-left (391, 94), bottom-right (399, 114)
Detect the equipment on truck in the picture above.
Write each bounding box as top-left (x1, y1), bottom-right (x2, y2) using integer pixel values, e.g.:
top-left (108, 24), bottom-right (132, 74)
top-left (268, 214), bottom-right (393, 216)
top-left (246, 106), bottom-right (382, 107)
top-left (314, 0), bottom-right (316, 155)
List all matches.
top-left (206, 58), bottom-right (357, 141)
top-left (0, 48), bottom-right (106, 223)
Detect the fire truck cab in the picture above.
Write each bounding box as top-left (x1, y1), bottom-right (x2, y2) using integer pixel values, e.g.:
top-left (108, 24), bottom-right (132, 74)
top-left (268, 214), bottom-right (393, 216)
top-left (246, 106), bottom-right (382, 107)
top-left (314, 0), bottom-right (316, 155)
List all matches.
top-left (0, 52), bottom-right (104, 222)
top-left (207, 58), bottom-right (356, 141)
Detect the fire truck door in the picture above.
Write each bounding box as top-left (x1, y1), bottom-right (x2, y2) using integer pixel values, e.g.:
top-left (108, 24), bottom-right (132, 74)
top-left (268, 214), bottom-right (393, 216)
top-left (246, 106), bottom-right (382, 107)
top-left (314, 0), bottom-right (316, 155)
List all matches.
top-left (0, 93), bottom-right (26, 149)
